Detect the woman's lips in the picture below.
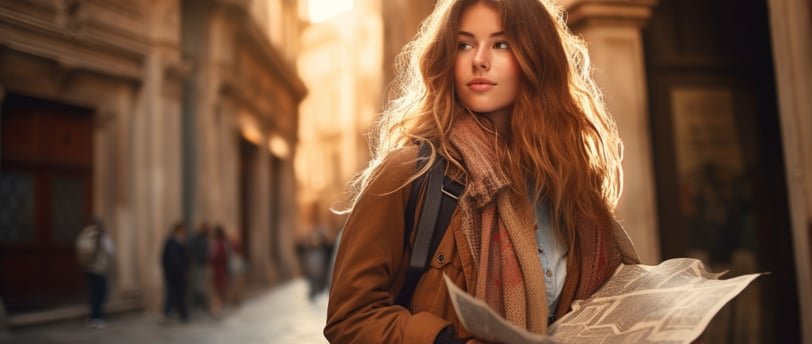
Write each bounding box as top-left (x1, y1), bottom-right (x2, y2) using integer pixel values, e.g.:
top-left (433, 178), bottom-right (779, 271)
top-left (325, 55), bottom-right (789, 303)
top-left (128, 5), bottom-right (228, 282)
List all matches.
top-left (468, 77), bottom-right (496, 92)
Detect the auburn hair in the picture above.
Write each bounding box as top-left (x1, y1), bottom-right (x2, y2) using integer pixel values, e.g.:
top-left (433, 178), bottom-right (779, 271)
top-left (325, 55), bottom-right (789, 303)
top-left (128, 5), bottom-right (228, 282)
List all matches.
top-left (339, 0), bottom-right (623, 241)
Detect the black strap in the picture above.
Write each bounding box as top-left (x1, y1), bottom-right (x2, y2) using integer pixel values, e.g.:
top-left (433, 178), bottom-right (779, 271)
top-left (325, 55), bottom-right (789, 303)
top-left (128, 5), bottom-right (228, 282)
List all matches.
top-left (403, 143), bottom-right (431, 250)
top-left (431, 177), bottom-right (464, 259)
top-left (395, 143), bottom-right (463, 307)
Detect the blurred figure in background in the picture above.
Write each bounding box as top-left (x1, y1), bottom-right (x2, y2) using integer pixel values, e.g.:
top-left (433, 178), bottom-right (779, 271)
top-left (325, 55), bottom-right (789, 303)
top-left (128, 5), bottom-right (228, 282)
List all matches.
top-left (227, 231), bottom-right (246, 307)
top-left (75, 218), bottom-right (115, 329)
top-left (187, 222), bottom-right (211, 314)
top-left (161, 222), bottom-right (190, 323)
top-left (297, 203), bottom-right (332, 300)
top-left (296, 226), bottom-right (329, 300)
top-left (209, 225), bottom-right (231, 317)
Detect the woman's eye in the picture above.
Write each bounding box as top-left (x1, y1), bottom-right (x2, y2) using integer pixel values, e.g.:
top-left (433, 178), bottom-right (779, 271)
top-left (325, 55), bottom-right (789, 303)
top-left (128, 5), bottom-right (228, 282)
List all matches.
top-left (458, 42), bottom-right (473, 50)
top-left (494, 41), bottom-right (510, 49)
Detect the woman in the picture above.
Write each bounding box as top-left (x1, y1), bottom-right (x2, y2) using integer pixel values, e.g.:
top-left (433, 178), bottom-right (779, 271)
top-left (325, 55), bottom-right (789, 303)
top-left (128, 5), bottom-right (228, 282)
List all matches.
top-left (325, 0), bottom-right (639, 343)
top-left (209, 226), bottom-right (230, 316)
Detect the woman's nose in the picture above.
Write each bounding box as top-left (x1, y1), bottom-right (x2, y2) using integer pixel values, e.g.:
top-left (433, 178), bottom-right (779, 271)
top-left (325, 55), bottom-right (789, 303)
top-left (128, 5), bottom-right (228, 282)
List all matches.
top-left (473, 47), bottom-right (490, 71)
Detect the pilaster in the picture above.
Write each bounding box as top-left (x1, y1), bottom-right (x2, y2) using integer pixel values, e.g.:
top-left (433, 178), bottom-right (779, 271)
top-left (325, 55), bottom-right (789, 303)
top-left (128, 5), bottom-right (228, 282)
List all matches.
top-left (768, 0), bottom-right (812, 340)
top-left (563, 0), bottom-right (661, 263)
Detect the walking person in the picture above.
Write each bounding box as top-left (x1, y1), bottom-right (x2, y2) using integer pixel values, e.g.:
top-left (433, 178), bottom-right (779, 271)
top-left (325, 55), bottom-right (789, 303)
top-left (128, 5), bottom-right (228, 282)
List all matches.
top-left (325, 0), bottom-right (640, 342)
top-left (75, 218), bottom-right (115, 329)
top-left (209, 225), bottom-right (231, 317)
top-left (161, 222), bottom-right (190, 322)
top-left (225, 232), bottom-right (247, 306)
top-left (297, 227), bottom-right (328, 300)
top-left (187, 222), bottom-right (211, 314)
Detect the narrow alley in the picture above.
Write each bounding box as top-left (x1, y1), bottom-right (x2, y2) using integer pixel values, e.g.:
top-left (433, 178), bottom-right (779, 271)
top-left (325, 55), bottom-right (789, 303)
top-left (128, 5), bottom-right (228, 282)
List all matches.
top-left (0, 279), bottom-right (328, 344)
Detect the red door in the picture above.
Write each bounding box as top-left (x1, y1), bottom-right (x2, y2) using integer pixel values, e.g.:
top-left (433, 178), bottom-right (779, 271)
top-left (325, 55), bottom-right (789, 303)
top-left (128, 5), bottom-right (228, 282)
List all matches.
top-left (0, 94), bottom-right (93, 313)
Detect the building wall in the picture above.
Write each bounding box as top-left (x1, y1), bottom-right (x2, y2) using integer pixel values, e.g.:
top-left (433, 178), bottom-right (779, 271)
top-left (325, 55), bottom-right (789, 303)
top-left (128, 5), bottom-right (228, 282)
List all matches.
top-left (381, 0), bottom-right (436, 89)
top-left (296, 0), bottom-right (383, 239)
top-left (0, 0), bottom-right (305, 321)
top-left (0, 0), bottom-right (185, 314)
top-left (183, 0), bottom-right (305, 286)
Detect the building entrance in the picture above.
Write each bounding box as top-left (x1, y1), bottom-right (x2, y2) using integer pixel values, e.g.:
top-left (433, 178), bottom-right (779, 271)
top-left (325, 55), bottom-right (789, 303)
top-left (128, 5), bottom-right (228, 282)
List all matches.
top-left (0, 94), bottom-right (94, 313)
top-left (644, 0), bottom-right (800, 341)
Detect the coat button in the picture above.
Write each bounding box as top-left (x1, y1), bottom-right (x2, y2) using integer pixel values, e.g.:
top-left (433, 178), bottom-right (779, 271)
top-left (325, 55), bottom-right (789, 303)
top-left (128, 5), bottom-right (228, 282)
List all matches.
top-left (546, 269), bottom-right (553, 278)
top-left (437, 254), bottom-right (446, 263)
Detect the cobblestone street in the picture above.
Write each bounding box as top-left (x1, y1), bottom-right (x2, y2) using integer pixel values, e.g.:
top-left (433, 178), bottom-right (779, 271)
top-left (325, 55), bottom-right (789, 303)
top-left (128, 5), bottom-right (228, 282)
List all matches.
top-left (0, 279), bottom-right (328, 344)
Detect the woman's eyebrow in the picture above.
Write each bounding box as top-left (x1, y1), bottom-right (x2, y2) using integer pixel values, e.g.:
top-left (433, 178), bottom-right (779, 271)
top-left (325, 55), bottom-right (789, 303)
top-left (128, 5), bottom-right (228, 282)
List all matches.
top-left (458, 31), bottom-right (506, 38)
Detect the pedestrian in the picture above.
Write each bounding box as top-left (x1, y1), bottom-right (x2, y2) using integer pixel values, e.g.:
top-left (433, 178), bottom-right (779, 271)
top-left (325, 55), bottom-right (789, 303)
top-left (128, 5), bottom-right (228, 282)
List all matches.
top-left (296, 227), bottom-right (328, 300)
top-left (227, 232), bottom-right (246, 306)
top-left (75, 218), bottom-right (115, 329)
top-left (187, 222), bottom-right (211, 313)
top-left (324, 0), bottom-right (640, 343)
top-left (161, 222), bottom-right (190, 322)
top-left (209, 225), bottom-right (231, 316)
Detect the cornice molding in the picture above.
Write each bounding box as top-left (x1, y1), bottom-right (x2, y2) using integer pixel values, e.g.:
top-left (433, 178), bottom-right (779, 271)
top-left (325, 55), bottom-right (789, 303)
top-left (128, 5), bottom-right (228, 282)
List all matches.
top-left (562, 0), bottom-right (659, 30)
top-left (0, 3), bottom-right (151, 82)
top-left (214, 1), bottom-right (308, 103)
top-left (219, 70), bottom-right (298, 144)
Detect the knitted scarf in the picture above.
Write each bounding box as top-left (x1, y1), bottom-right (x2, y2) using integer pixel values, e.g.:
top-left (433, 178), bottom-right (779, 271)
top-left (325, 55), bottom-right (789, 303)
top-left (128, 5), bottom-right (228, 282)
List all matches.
top-left (449, 114), bottom-right (549, 333)
top-left (448, 113), bottom-right (622, 334)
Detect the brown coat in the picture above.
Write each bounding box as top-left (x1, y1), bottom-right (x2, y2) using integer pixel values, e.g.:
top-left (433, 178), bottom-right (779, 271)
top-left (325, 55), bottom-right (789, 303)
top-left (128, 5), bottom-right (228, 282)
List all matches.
top-left (324, 145), bottom-right (639, 343)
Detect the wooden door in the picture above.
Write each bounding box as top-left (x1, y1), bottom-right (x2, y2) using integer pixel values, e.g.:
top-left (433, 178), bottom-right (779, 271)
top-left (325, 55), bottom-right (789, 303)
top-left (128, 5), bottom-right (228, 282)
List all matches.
top-left (0, 94), bottom-right (93, 313)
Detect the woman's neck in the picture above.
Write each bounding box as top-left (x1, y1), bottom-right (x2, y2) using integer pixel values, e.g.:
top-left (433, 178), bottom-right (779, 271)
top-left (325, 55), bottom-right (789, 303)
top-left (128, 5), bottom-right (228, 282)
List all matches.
top-left (476, 107), bottom-right (513, 141)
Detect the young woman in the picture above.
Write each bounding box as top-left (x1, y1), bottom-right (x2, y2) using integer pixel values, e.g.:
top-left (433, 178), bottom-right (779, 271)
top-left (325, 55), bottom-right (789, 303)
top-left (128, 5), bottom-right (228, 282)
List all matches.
top-left (325, 0), bottom-right (639, 343)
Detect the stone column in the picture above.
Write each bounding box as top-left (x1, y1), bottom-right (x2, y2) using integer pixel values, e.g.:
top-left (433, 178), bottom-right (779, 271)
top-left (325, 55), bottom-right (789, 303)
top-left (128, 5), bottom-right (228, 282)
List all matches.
top-left (768, 0), bottom-right (812, 339)
top-left (277, 158), bottom-right (299, 279)
top-left (381, 0), bottom-right (436, 89)
top-left (134, 0), bottom-right (184, 309)
top-left (562, 0), bottom-right (661, 264)
top-left (250, 144), bottom-right (272, 284)
top-left (0, 83), bottom-right (6, 331)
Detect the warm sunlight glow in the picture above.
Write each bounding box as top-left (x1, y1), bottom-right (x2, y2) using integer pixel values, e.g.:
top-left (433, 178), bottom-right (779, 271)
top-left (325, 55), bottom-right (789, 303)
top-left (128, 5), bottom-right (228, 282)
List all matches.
top-left (307, 0), bottom-right (354, 23)
top-left (269, 135), bottom-right (290, 159)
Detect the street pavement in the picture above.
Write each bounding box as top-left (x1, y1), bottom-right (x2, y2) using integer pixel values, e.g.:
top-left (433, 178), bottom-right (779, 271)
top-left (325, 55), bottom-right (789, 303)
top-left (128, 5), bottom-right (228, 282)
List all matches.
top-left (0, 279), bottom-right (329, 344)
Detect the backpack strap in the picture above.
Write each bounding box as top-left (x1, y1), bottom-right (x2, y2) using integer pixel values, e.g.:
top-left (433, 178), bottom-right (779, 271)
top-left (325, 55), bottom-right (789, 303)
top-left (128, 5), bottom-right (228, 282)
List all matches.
top-left (402, 143), bottom-right (431, 255)
top-left (395, 143), bottom-right (463, 307)
top-left (431, 177), bottom-right (464, 260)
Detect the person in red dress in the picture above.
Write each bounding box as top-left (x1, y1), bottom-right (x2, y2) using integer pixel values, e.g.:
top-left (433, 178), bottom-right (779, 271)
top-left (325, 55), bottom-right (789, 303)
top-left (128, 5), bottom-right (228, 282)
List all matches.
top-left (209, 225), bottom-right (230, 316)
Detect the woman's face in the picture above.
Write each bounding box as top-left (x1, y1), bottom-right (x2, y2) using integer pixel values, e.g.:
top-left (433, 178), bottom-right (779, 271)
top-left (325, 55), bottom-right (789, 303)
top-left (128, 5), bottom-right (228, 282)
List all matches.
top-left (454, 2), bottom-right (520, 118)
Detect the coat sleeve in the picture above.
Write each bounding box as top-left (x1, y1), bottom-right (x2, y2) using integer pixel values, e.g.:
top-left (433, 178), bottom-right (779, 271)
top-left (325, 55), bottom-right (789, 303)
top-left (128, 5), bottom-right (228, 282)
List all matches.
top-left (324, 146), bottom-right (452, 344)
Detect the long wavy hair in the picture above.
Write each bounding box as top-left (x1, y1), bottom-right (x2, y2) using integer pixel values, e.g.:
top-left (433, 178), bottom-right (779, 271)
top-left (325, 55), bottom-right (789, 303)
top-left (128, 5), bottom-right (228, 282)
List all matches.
top-left (339, 0), bottom-right (623, 241)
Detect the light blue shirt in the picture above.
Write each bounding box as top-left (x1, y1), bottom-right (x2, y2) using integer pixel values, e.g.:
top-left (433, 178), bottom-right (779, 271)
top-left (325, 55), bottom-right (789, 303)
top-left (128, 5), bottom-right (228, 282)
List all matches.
top-left (534, 202), bottom-right (568, 319)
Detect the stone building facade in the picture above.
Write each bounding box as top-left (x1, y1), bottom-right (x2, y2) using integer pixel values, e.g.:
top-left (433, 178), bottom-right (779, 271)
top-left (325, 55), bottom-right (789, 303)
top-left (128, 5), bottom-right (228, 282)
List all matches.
top-left (0, 0), bottom-right (304, 326)
top-left (295, 0), bottom-right (383, 239)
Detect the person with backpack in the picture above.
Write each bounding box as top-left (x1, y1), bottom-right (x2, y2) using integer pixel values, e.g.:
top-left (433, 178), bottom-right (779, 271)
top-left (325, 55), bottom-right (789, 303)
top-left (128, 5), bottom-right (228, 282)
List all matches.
top-left (324, 1), bottom-right (640, 343)
top-left (75, 218), bottom-right (115, 329)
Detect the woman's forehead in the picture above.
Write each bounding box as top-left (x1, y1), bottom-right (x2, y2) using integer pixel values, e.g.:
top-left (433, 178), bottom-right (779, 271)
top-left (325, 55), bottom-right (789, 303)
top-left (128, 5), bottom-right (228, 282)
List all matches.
top-left (458, 2), bottom-right (504, 34)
